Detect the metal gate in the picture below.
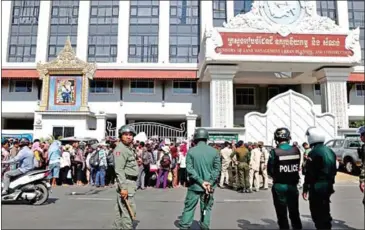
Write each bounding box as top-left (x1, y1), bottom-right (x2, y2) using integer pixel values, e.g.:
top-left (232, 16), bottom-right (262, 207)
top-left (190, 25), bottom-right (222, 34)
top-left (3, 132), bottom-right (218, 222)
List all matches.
top-left (129, 122), bottom-right (187, 142)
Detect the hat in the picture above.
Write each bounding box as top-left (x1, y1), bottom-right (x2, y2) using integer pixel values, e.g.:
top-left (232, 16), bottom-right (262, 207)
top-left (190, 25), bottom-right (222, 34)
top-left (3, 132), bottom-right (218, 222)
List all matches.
top-left (64, 144), bottom-right (72, 151)
top-left (258, 141), bottom-right (264, 146)
top-left (91, 143), bottom-right (99, 150)
top-left (162, 146), bottom-right (170, 153)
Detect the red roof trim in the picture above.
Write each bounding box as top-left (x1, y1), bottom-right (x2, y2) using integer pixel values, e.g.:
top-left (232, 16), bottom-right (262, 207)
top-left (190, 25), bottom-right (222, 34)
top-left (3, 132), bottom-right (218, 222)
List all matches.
top-left (348, 73), bottom-right (365, 82)
top-left (1, 69), bottom-right (39, 78)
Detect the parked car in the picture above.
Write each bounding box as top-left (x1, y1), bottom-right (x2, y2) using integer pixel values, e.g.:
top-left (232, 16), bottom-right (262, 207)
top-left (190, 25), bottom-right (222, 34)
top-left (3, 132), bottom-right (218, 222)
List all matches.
top-left (59, 137), bottom-right (99, 146)
top-left (325, 135), bottom-right (362, 174)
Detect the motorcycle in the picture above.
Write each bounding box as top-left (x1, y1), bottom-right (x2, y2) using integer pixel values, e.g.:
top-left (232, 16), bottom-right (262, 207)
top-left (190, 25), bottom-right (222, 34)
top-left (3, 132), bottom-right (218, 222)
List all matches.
top-left (1, 167), bottom-right (52, 205)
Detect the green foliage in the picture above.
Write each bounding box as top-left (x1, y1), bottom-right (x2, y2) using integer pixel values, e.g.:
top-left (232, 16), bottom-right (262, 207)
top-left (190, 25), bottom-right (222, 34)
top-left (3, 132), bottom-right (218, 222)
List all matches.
top-left (349, 119), bottom-right (365, 128)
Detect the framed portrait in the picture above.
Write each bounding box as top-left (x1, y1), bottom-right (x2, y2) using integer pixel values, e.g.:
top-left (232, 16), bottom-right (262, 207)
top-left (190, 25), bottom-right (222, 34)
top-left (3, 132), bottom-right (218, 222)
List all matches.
top-left (48, 76), bottom-right (82, 111)
top-left (54, 78), bottom-right (76, 105)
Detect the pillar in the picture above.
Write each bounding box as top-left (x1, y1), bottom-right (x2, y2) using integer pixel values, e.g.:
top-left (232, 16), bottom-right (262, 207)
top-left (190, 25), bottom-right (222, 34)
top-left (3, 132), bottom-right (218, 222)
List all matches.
top-left (117, 0), bottom-right (130, 63)
top-left (1, 1), bottom-right (11, 64)
top-left (116, 111), bottom-right (126, 137)
top-left (35, 0), bottom-right (52, 62)
top-left (186, 113), bottom-right (198, 140)
top-left (96, 113), bottom-right (107, 141)
top-left (206, 65), bottom-right (237, 128)
top-left (336, 1), bottom-right (349, 29)
top-left (226, 0), bottom-right (234, 21)
top-left (200, 0), bottom-right (213, 40)
top-left (76, 0), bottom-right (90, 61)
top-left (316, 68), bottom-right (351, 129)
top-left (33, 112), bottom-right (43, 140)
top-left (158, 0), bottom-right (170, 63)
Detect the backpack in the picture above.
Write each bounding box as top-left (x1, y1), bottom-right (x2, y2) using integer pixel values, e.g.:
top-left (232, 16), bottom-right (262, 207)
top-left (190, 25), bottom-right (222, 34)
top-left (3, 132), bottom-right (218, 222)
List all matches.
top-left (89, 151), bottom-right (100, 168)
top-left (107, 152), bottom-right (114, 167)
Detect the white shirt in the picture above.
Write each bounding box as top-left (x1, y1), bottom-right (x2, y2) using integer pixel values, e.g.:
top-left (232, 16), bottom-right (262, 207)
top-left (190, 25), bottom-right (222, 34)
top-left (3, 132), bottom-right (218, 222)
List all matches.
top-left (220, 147), bottom-right (232, 165)
top-left (178, 152), bottom-right (187, 168)
top-left (250, 148), bottom-right (262, 171)
top-left (60, 151), bottom-right (71, 168)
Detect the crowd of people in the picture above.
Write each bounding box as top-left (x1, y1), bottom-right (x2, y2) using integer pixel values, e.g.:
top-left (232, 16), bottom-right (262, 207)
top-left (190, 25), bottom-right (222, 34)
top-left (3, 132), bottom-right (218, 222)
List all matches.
top-left (1, 135), bottom-right (312, 193)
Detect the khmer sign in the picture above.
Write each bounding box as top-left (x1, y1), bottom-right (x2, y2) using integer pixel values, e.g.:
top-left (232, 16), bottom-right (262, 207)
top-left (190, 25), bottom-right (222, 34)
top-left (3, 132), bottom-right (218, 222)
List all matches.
top-left (216, 32), bottom-right (353, 57)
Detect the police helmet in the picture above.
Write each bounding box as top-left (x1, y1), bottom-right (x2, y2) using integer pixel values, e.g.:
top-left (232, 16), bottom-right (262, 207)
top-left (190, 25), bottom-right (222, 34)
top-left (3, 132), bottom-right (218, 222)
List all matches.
top-left (357, 126), bottom-right (365, 136)
top-left (274, 127), bottom-right (291, 142)
top-left (305, 127), bottom-right (325, 145)
top-left (193, 128), bottom-right (209, 141)
top-left (19, 138), bottom-right (30, 147)
top-left (118, 125), bottom-right (137, 137)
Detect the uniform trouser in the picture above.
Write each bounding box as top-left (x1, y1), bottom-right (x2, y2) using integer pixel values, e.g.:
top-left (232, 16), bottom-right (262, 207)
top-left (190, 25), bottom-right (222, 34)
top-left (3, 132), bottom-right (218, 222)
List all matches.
top-left (237, 162), bottom-right (250, 190)
top-left (179, 190), bottom-right (214, 230)
top-left (219, 162), bottom-right (229, 187)
top-left (249, 169), bottom-right (260, 191)
top-left (136, 166), bottom-right (144, 189)
top-left (260, 162), bottom-right (269, 189)
top-left (308, 184), bottom-right (333, 230)
top-left (3, 169), bottom-right (23, 192)
top-left (272, 183), bottom-right (302, 229)
top-left (113, 179), bottom-right (137, 229)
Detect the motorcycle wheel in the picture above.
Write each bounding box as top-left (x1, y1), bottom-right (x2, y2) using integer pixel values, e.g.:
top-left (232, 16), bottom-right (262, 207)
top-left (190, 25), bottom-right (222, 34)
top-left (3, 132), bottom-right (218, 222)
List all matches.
top-left (29, 183), bottom-right (49, 205)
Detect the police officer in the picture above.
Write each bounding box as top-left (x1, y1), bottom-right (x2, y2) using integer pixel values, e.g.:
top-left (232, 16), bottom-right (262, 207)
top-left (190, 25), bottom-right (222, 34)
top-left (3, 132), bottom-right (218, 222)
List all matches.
top-left (357, 126), bottom-right (365, 226)
top-left (113, 125), bottom-right (139, 229)
top-left (230, 141), bottom-right (250, 193)
top-left (268, 127), bottom-right (302, 229)
top-left (302, 127), bottom-right (337, 229)
top-left (179, 128), bottom-right (221, 230)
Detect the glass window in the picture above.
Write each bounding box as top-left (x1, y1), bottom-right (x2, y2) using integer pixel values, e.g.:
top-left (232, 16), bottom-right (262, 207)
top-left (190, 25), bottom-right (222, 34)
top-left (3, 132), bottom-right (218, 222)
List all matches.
top-left (130, 80), bottom-right (154, 94)
top-left (53, 126), bottom-right (74, 139)
top-left (9, 80), bottom-right (32, 92)
top-left (213, 0), bottom-right (226, 27)
top-left (268, 87), bottom-right (279, 100)
top-left (88, 0), bottom-right (119, 62)
top-left (169, 0), bottom-right (200, 63)
top-left (333, 140), bottom-right (344, 148)
top-left (314, 84), bottom-right (321, 96)
top-left (316, 0), bottom-right (338, 23)
top-left (8, 0), bottom-right (40, 62)
top-left (234, 0), bottom-right (252, 16)
top-left (325, 140), bottom-right (334, 147)
top-left (348, 0), bottom-right (364, 64)
top-left (235, 88), bottom-right (255, 106)
top-left (173, 80), bottom-right (197, 94)
top-left (89, 80), bottom-right (114, 93)
top-left (356, 83), bottom-right (365, 97)
top-left (48, 0), bottom-right (79, 60)
top-left (128, 0), bottom-right (159, 63)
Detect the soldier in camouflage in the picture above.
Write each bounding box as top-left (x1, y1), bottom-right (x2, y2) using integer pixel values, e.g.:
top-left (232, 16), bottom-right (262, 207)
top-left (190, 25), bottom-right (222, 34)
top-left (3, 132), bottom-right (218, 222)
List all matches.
top-left (358, 126), bottom-right (365, 221)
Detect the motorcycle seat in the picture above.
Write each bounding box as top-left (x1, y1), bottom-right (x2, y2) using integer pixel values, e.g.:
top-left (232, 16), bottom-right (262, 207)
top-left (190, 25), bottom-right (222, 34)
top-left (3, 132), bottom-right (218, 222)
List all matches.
top-left (10, 169), bottom-right (49, 181)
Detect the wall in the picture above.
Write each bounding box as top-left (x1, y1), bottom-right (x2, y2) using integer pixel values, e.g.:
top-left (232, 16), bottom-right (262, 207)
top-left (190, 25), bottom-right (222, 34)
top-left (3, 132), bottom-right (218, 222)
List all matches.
top-left (41, 115), bottom-right (89, 139)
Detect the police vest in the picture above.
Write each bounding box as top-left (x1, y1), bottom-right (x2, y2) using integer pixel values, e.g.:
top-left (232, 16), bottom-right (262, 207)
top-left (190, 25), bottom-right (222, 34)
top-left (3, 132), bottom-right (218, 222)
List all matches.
top-left (272, 146), bottom-right (300, 184)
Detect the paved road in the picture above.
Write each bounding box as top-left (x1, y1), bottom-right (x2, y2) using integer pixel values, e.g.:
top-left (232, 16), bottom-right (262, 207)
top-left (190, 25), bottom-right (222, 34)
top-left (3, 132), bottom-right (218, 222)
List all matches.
top-left (2, 174), bottom-right (364, 229)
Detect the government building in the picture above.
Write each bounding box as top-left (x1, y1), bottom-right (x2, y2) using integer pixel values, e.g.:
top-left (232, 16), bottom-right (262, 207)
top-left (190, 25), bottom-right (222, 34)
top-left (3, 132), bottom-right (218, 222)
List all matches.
top-left (1, 0), bottom-right (364, 145)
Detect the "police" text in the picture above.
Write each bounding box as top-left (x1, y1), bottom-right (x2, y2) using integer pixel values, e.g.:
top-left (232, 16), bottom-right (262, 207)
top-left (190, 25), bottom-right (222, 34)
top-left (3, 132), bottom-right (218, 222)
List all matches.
top-left (279, 164), bottom-right (299, 173)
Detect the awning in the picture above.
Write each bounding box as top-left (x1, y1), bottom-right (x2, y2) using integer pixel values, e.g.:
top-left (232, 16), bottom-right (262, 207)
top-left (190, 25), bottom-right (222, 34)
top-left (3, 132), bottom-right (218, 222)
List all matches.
top-left (1, 69), bottom-right (197, 80)
top-left (348, 73), bottom-right (365, 82)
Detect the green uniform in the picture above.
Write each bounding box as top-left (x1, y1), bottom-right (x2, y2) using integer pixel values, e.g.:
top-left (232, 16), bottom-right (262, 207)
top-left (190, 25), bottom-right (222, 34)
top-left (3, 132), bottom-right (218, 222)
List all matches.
top-left (360, 144), bottom-right (365, 205)
top-left (179, 141), bottom-right (221, 230)
top-left (303, 143), bottom-right (337, 230)
top-left (230, 146), bottom-right (250, 191)
top-left (268, 143), bottom-right (302, 229)
top-left (113, 142), bottom-right (139, 229)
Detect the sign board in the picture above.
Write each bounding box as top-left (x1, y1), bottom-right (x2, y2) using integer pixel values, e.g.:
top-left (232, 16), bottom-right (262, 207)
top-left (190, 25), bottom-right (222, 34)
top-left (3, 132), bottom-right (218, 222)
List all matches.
top-left (216, 32), bottom-right (353, 57)
top-left (1, 133), bottom-right (33, 141)
top-left (209, 133), bottom-right (238, 143)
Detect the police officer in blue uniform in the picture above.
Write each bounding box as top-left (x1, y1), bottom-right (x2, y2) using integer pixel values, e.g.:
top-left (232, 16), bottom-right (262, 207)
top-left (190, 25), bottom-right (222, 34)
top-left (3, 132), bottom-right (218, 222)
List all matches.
top-left (268, 127), bottom-right (302, 229)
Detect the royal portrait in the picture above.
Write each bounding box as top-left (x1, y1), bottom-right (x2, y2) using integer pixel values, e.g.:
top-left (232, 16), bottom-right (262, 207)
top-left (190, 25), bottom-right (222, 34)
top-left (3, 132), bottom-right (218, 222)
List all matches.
top-left (54, 78), bottom-right (76, 105)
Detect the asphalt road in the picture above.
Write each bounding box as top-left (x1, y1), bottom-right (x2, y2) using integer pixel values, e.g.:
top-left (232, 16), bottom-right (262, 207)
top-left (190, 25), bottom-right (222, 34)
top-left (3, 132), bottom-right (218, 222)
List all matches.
top-left (2, 174), bottom-right (364, 229)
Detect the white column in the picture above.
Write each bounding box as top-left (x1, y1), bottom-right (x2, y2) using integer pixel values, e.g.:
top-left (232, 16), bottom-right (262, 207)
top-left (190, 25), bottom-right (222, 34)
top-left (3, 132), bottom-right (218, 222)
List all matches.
top-left (186, 113), bottom-right (198, 140)
top-left (316, 68), bottom-right (351, 129)
top-left (226, 0), bottom-right (234, 21)
top-left (336, 1), bottom-right (349, 29)
top-left (116, 111), bottom-right (126, 137)
top-left (117, 0), bottom-right (130, 63)
top-left (206, 65), bottom-right (237, 128)
top-left (76, 0), bottom-right (90, 61)
top-left (96, 113), bottom-right (107, 141)
top-left (33, 112), bottom-right (43, 140)
top-left (35, 0), bottom-right (52, 62)
top-left (158, 1), bottom-right (170, 63)
top-left (1, 1), bottom-right (12, 64)
top-left (200, 0), bottom-right (213, 40)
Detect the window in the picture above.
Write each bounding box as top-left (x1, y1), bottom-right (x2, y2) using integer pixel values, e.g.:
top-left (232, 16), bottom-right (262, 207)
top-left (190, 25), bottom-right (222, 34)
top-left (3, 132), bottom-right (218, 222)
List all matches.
top-left (130, 80), bottom-right (154, 94)
top-left (53, 126), bottom-right (74, 139)
top-left (268, 87), bottom-right (279, 100)
top-left (173, 80), bottom-right (197, 94)
top-left (88, 0), bottom-right (119, 62)
top-left (90, 80), bottom-right (113, 93)
top-left (128, 0), bottom-right (159, 63)
top-left (9, 80), bottom-right (32, 92)
top-left (8, 0), bottom-right (40, 62)
top-left (316, 0), bottom-right (337, 23)
top-left (234, 0), bottom-right (252, 16)
top-left (333, 140), bottom-right (344, 148)
top-left (169, 0), bottom-right (200, 63)
top-left (314, 84), bottom-right (321, 96)
top-left (356, 83), bottom-right (365, 97)
top-left (213, 0), bottom-right (226, 27)
top-left (325, 140), bottom-right (334, 147)
top-left (348, 0), bottom-right (365, 64)
top-left (235, 88), bottom-right (255, 106)
top-left (48, 0), bottom-right (79, 60)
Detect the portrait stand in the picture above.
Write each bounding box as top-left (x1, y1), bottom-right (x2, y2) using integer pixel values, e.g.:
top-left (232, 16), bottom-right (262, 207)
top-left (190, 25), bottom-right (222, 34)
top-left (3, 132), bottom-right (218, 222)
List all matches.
top-left (36, 37), bottom-right (96, 112)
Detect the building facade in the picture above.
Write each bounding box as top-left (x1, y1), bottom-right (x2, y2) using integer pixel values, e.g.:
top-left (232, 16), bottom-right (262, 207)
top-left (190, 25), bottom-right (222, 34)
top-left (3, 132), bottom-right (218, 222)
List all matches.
top-left (1, 0), bottom-right (364, 144)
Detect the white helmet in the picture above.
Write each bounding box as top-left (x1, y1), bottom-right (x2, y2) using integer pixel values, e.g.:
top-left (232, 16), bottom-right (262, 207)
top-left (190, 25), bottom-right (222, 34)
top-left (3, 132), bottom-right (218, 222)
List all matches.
top-left (305, 127), bottom-right (325, 145)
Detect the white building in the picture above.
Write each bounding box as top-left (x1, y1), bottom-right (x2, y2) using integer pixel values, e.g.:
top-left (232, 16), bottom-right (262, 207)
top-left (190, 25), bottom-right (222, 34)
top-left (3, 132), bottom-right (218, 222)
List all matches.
top-left (1, 0), bottom-right (364, 144)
